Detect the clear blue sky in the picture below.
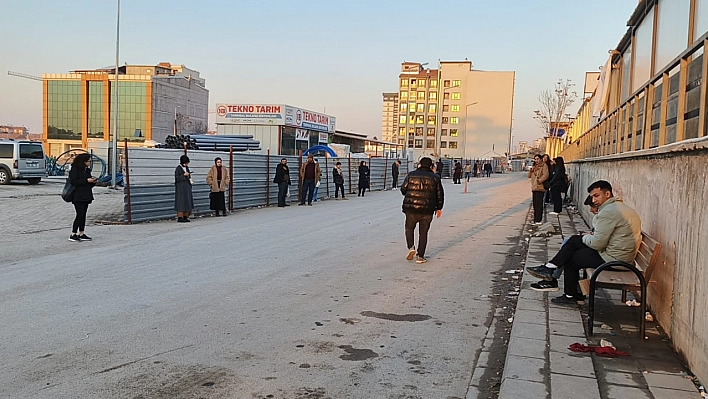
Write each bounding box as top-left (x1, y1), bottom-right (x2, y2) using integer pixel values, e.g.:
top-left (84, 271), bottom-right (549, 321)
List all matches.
top-left (0, 0), bottom-right (638, 146)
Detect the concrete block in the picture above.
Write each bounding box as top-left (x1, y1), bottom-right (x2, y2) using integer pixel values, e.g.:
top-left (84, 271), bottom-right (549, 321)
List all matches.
top-left (550, 373), bottom-right (601, 398)
top-left (465, 385), bottom-right (481, 399)
top-left (549, 334), bottom-right (585, 353)
top-left (503, 355), bottom-right (546, 382)
top-left (549, 320), bottom-right (586, 337)
top-left (604, 384), bottom-right (654, 399)
top-left (549, 351), bottom-right (596, 378)
top-left (510, 321), bottom-right (547, 340)
top-left (475, 350), bottom-right (490, 369)
top-left (643, 372), bottom-right (699, 391)
top-left (498, 377), bottom-right (548, 399)
top-left (519, 289), bottom-right (545, 301)
top-left (507, 337), bottom-right (547, 360)
top-left (513, 309), bottom-right (546, 325)
top-left (649, 386), bottom-right (702, 399)
top-left (603, 371), bottom-right (646, 388)
top-left (469, 365), bottom-right (486, 387)
top-left (548, 307), bottom-right (582, 323)
top-left (517, 298), bottom-right (546, 312)
top-left (594, 356), bottom-right (640, 373)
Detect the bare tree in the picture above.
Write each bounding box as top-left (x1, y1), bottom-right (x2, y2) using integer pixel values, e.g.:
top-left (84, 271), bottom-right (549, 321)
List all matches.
top-left (533, 79), bottom-right (578, 137)
top-left (192, 121), bottom-right (208, 135)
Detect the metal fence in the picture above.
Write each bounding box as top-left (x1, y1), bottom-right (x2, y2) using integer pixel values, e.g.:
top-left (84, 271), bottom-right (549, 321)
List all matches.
top-left (123, 148), bottom-right (408, 223)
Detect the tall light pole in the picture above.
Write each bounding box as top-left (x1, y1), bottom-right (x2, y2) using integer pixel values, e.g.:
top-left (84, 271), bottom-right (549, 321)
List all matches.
top-left (111, 0), bottom-right (121, 188)
top-left (463, 102), bottom-right (478, 160)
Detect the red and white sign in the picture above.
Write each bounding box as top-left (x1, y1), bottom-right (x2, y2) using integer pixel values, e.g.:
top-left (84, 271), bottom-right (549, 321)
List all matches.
top-left (216, 103), bottom-right (336, 133)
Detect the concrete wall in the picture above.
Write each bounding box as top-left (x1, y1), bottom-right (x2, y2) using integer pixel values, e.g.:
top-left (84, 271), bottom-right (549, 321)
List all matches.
top-left (463, 71), bottom-right (515, 159)
top-left (151, 77), bottom-right (209, 144)
top-left (566, 137), bottom-right (708, 384)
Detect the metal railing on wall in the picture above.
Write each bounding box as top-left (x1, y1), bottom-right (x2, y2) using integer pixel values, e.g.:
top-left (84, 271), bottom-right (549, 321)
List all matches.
top-left (122, 148), bottom-right (409, 223)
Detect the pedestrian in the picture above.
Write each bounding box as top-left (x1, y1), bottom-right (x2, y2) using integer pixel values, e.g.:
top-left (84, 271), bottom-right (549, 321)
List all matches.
top-left (453, 162), bottom-right (462, 184)
top-left (391, 159), bottom-right (400, 190)
top-left (358, 160), bottom-right (370, 197)
top-left (312, 159), bottom-right (320, 202)
top-left (175, 155), bottom-right (194, 222)
top-left (206, 157), bottom-right (229, 217)
top-left (299, 154), bottom-right (321, 206)
top-left (473, 161), bottom-right (480, 178)
top-left (436, 159), bottom-right (444, 178)
top-left (528, 154), bottom-right (549, 225)
top-left (543, 154), bottom-right (554, 204)
top-left (68, 153), bottom-right (97, 242)
top-left (463, 161), bottom-right (472, 182)
top-left (547, 156), bottom-right (567, 215)
top-left (333, 161), bottom-right (347, 199)
top-left (273, 157), bottom-right (291, 207)
top-left (400, 157), bottom-right (444, 264)
top-left (484, 162), bottom-right (493, 177)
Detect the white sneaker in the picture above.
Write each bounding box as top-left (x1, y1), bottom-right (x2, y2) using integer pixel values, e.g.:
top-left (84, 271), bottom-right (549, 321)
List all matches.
top-left (549, 212), bottom-right (559, 216)
top-left (406, 248), bottom-right (416, 261)
top-left (415, 256), bottom-right (427, 264)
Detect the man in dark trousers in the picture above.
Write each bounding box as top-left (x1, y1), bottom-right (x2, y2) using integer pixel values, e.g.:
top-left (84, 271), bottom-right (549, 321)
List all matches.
top-left (436, 159), bottom-right (444, 178)
top-left (484, 162), bottom-right (493, 177)
top-left (299, 154), bottom-right (321, 206)
top-left (400, 157), bottom-right (444, 264)
top-left (333, 161), bottom-right (346, 200)
top-left (273, 157), bottom-right (291, 207)
top-left (391, 159), bottom-right (400, 190)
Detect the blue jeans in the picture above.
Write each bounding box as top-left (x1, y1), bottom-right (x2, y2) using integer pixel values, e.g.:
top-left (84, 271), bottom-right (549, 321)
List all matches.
top-left (301, 179), bottom-right (315, 204)
top-left (552, 237), bottom-right (570, 279)
top-left (312, 186), bottom-right (319, 201)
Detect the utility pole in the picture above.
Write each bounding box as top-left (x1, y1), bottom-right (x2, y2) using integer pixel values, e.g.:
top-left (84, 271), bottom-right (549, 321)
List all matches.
top-left (111, 0), bottom-right (121, 188)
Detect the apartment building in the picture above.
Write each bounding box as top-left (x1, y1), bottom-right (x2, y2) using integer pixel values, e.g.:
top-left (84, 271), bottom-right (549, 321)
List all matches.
top-left (381, 93), bottom-right (398, 143)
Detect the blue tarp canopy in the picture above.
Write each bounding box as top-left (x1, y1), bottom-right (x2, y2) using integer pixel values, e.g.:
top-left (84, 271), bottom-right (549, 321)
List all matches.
top-left (303, 145), bottom-right (336, 157)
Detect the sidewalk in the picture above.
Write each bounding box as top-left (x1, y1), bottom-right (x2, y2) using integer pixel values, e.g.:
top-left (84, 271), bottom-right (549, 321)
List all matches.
top-left (497, 204), bottom-right (702, 398)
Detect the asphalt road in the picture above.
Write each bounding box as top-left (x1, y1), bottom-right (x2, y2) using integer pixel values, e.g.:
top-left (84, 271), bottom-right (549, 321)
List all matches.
top-left (1, 173), bottom-right (531, 399)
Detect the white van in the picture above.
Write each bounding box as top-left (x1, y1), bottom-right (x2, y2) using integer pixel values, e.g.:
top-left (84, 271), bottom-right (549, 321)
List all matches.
top-left (0, 140), bottom-right (47, 185)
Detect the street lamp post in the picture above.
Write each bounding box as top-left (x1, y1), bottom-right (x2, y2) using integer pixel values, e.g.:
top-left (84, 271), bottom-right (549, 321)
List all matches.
top-left (111, 0), bottom-right (120, 188)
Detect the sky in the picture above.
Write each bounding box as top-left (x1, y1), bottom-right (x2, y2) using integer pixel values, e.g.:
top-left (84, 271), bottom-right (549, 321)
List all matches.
top-left (0, 0), bottom-right (639, 147)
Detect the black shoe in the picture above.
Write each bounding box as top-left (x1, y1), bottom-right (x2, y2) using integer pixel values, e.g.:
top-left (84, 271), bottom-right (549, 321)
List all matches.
top-left (299, 203), bottom-right (305, 206)
top-left (220, 213), bottom-right (227, 217)
top-left (284, 204), bottom-right (290, 206)
top-left (308, 203), bottom-right (312, 206)
top-left (551, 294), bottom-right (584, 305)
top-left (530, 279), bottom-right (559, 292)
top-left (78, 234), bottom-right (92, 241)
top-left (527, 265), bottom-right (556, 281)
top-left (178, 217), bottom-right (187, 223)
top-left (69, 234), bottom-right (80, 242)
top-left (278, 204), bottom-right (286, 207)
top-left (184, 218), bottom-right (191, 222)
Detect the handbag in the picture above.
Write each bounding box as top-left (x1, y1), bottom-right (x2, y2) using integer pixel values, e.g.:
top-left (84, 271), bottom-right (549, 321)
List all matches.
top-left (61, 178), bottom-right (75, 203)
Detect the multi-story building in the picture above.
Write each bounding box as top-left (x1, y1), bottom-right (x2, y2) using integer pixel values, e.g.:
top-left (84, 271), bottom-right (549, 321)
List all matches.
top-left (381, 93), bottom-right (398, 144)
top-left (42, 62), bottom-right (208, 157)
top-left (518, 141), bottom-right (529, 153)
top-left (388, 60), bottom-right (515, 161)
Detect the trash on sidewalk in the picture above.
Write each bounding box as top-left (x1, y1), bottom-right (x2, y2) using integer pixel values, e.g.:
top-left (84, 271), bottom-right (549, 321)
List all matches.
top-left (600, 339), bottom-right (615, 349)
top-left (600, 324), bottom-right (613, 330)
top-left (505, 270), bottom-right (517, 274)
top-left (507, 317), bottom-right (514, 323)
top-left (645, 312), bottom-right (654, 322)
top-left (626, 299), bottom-right (641, 307)
top-left (569, 342), bottom-right (630, 357)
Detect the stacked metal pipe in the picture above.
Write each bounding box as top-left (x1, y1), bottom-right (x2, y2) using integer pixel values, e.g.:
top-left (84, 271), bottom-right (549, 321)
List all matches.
top-left (158, 135), bottom-right (261, 152)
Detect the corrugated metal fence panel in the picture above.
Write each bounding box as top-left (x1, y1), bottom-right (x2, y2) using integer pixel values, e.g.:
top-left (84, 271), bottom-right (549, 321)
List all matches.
top-left (124, 148), bottom-right (408, 222)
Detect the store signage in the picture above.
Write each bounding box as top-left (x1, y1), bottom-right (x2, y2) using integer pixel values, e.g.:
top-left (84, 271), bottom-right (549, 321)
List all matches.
top-left (285, 106), bottom-right (335, 133)
top-left (215, 103), bottom-right (284, 125)
top-left (295, 129), bottom-right (309, 141)
top-left (319, 133), bottom-right (328, 143)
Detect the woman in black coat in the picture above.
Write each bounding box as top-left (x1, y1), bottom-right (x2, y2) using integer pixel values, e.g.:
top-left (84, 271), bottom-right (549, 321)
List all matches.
top-left (547, 156), bottom-right (567, 215)
top-left (174, 155), bottom-right (194, 222)
top-left (68, 153), bottom-right (97, 242)
top-left (358, 160), bottom-right (370, 197)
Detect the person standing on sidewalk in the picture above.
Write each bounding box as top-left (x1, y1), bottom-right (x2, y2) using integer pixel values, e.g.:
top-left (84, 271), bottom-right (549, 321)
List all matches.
top-left (528, 154), bottom-right (549, 225)
top-left (436, 159), bottom-right (444, 179)
top-left (400, 157), bottom-right (444, 264)
top-left (206, 157), bottom-right (229, 217)
top-left (358, 160), bottom-right (370, 197)
top-left (273, 158), bottom-right (291, 207)
top-left (547, 156), bottom-right (567, 215)
top-left (312, 159), bottom-right (321, 202)
top-left (68, 153), bottom-right (97, 242)
top-left (526, 180), bottom-right (642, 304)
top-left (299, 155), bottom-right (321, 206)
top-left (174, 155), bottom-right (194, 222)
top-left (333, 161), bottom-right (347, 199)
top-left (463, 161), bottom-right (472, 182)
top-left (453, 161), bottom-right (462, 184)
top-left (391, 159), bottom-right (400, 190)
top-left (484, 162), bottom-right (493, 177)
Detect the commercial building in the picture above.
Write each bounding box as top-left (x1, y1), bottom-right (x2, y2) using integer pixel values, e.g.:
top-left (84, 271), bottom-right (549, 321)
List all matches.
top-left (386, 60), bottom-right (515, 160)
top-left (381, 93), bottom-right (398, 143)
top-left (42, 62), bottom-right (208, 157)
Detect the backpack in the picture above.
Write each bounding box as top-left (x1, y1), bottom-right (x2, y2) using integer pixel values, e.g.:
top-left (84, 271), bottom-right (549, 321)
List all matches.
top-left (61, 178), bottom-right (75, 203)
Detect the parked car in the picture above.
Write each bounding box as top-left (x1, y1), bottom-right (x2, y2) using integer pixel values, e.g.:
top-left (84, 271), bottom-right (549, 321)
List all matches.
top-left (0, 139), bottom-right (47, 185)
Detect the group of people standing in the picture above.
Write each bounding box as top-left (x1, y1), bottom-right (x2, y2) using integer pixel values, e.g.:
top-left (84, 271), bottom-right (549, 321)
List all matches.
top-left (451, 161), bottom-right (493, 184)
top-left (528, 154), bottom-right (568, 224)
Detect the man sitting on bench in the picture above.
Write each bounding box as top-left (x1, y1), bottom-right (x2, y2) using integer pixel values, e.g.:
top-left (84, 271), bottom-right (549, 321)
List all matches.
top-left (526, 180), bottom-right (642, 305)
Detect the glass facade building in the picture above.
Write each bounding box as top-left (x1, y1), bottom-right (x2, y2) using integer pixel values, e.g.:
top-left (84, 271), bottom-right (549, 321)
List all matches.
top-left (47, 81), bottom-right (82, 140)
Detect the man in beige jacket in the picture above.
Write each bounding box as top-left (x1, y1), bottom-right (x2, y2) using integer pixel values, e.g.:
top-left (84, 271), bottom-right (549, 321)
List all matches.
top-left (527, 180), bottom-right (642, 304)
top-left (528, 154), bottom-right (549, 224)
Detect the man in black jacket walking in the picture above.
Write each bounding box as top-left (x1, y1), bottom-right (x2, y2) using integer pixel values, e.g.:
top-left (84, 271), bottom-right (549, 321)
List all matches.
top-left (400, 157), bottom-right (444, 264)
top-left (273, 158), bottom-right (291, 207)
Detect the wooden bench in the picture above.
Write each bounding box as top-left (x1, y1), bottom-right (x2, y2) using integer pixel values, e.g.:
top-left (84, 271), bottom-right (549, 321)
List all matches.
top-left (579, 232), bottom-right (662, 339)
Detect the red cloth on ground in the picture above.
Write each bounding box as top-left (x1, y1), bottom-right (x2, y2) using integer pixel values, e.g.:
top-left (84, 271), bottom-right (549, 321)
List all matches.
top-left (569, 343), bottom-right (630, 357)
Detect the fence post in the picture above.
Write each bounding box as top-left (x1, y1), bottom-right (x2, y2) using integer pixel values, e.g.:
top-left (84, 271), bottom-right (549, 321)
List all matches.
top-left (266, 148), bottom-right (270, 206)
top-left (123, 138), bottom-right (132, 224)
top-left (368, 155), bottom-right (372, 191)
top-left (325, 155), bottom-right (330, 197)
top-left (383, 155), bottom-right (388, 190)
top-left (347, 153), bottom-right (352, 195)
top-left (298, 150), bottom-right (303, 203)
top-left (229, 146), bottom-right (234, 211)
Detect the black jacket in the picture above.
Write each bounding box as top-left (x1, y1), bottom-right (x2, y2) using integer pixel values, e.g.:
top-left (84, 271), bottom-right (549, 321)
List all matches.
top-left (400, 167), bottom-right (444, 214)
top-left (392, 162), bottom-right (399, 176)
top-left (69, 166), bottom-right (95, 203)
top-left (547, 164), bottom-right (567, 189)
top-left (273, 163), bottom-right (291, 185)
top-left (333, 167), bottom-right (345, 184)
top-left (358, 165), bottom-right (370, 189)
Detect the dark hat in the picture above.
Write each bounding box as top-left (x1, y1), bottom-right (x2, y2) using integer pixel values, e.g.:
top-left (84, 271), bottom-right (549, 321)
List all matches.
top-left (584, 195), bottom-right (593, 206)
top-left (180, 155), bottom-right (190, 165)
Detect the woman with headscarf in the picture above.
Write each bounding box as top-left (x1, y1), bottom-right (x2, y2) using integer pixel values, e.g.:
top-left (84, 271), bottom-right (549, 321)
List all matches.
top-left (206, 157), bottom-right (229, 217)
top-left (547, 156), bottom-right (567, 215)
top-left (175, 155), bottom-right (194, 222)
top-left (68, 153), bottom-right (97, 242)
top-left (358, 160), bottom-right (370, 197)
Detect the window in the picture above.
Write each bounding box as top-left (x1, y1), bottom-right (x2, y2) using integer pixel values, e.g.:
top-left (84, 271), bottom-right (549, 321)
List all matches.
top-left (398, 127), bottom-right (406, 136)
top-left (400, 92), bottom-right (408, 100)
top-left (427, 128), bottom-right (435, 136)
top-left (449, 141), bottom-right (458, 149)
top-left (430, 80), bottom-right (438, 88)
top-left (429, 91), bottom-right (437, 100)
top-left (442, 117), bottom-right (449, 124)
top-left (414, 139), bottom-right (423, 148)
top-left (451, 104), bottom-right (460, 112)
top-left (0, 144), bottom-right (13, 158)
top-left (416, 103), bottom-right (425, 113)
top-left (409, 115), bottom-right (416, 124)
top-left (440, 141), bottom-right (447, 148)
top-left (451, 92), bottom-right (461, 100)
top-left (428, 104), bottom-right (437, 113)
top-left (415, 127), bottom-right (424, 136)
top-left (428, 116), bottom-right (436, 125)
top-left (441, 129), bottom-right (448, 136)
top-left (409, 102), bottom-right (415, 111)
top-left (418, 79), bottom-right (426, 88)
top-left (443, 92), bottom-right (450, 100)
top-left (410, 78), bottom-right (417, 87)
top-left (399, 115), bottom-right (407, 124)
top-left (450, 117), bottom-right (459, 124)
top-left (452, 80), bottom-right (461, 87)
top-left (443, 80), bottom-right (451, 87)
top-left (443, 104), bottom-right (450, 112)
top-left (426, 139), bottom-right (435, 148)
top-left (400, 103), bottom-right (408, 112)
top-left (450, 129), bottom-right (459, 137)
top-left (400, 79), bottom-right (408, 87)
top-left (19, 144), bottom-right (44, 159)
top-left (398, 138), bottom-right (405, 145)
top-left (416, 115), bottom-right (424, 124)
top-left (417, 91), bottom-right (425, 100)
top-left (408, 127), bottom-right (415, 136)
top-left (409, 139), bottom-right (414, 147)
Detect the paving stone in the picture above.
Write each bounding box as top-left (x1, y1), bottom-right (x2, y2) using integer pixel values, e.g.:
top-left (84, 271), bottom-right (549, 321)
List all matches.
top-left (602, 371), bottom-right (646, 388)
top-left (503, 355), bottom-right (546, 382)
top-left (517, 298), bottom-right (546, 312)
top-left (549, 320), bottom-right (586, 337)
top-left (548, 307), bottom-right (582, 323)
top-left (498, 377), bottom-right (547, 399)
top-left (550, 351), bottom-right (596, 378)
top-left (507, 337), bottom-right (546, 359)
top-left (604, 384), bottom-right (653, 399)
top-left (649, 386), bottom-right (702, 399)
top-left (551, 373), bottom-right (601, 398)
top-left (549, 334), bottom-right (586, 353)
top-left (643, 372), bottom-right (699, 391)
top-left (469, 365), bottom-right (486, 387)
top-left (510, 321), bottom-right (547, 340)
top-left (465, 385), bottom-right (481, 399)
top-left (594, 356), bottom-right (640, 373)
top-left (513, 309), bottom-right (546, 325)
top-left (475, 350), bottom-right (490, 368)
top-left (519, 290), bottom-right (545, 301)
top-left (635, 358), bottom-right (684, 374)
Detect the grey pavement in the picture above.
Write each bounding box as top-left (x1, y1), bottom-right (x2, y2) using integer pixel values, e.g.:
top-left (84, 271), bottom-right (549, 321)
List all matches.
top-left (3, 173), bottom-right (528, 398)
top-left (499, 203), bottom-right (702, 398)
